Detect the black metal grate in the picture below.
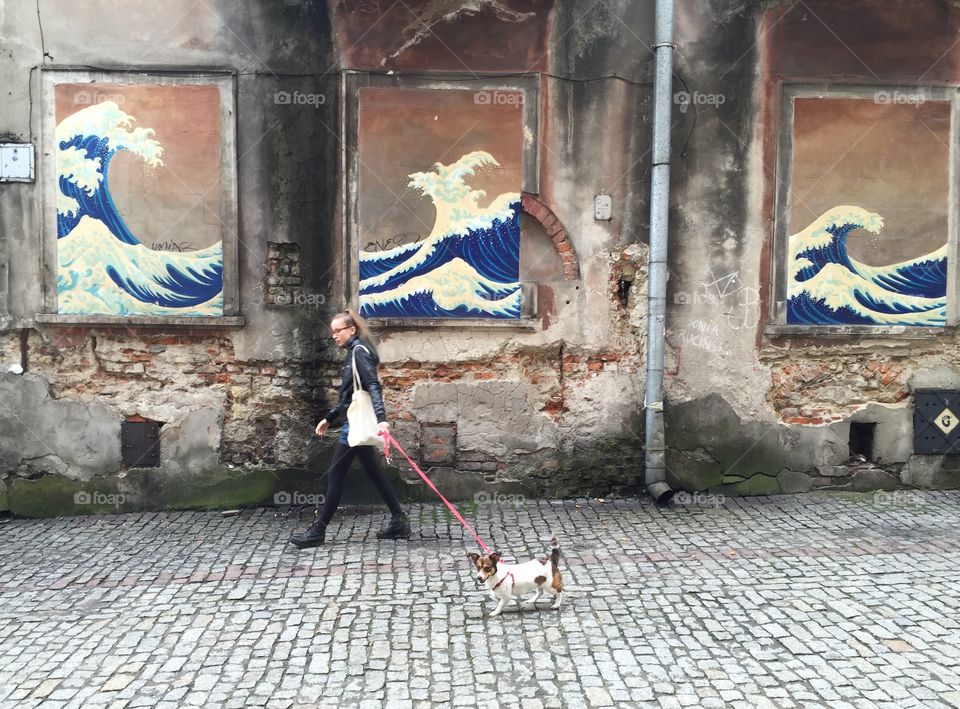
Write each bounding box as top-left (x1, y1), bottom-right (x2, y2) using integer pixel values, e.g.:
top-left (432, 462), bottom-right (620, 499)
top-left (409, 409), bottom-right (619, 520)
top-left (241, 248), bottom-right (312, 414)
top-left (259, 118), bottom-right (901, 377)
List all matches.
top-left (914, 390), bottom-right (960, 455)
top-left (121, 420), bottom-right (160, 467)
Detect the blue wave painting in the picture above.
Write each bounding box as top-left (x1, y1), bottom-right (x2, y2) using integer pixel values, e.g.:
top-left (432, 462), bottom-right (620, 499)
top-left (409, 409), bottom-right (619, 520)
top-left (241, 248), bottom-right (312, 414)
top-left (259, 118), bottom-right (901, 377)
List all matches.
top-left (359, 151), bottom-right (521, 318)
top-left (787, 206), bottom-right (946, 326)
top-left (56, 100), bottom-right (223, 316)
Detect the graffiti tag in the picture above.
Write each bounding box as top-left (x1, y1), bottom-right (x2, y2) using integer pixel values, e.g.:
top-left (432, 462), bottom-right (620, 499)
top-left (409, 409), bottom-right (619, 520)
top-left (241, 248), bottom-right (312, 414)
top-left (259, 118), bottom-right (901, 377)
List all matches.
top-left (151, 240), bottom-right (195, 253)
top-left (670, 319), bottom-right (731, 361)
top-left (364, 232), bottom-right (425, 253)
top-left (675, 270), bottom-right (761, 331)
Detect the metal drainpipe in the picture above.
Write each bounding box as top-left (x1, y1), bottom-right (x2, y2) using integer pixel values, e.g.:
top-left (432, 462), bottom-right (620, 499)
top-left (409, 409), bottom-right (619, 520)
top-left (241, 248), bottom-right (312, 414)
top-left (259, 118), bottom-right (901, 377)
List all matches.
top-left (644, 0), bottom-right (676, 504)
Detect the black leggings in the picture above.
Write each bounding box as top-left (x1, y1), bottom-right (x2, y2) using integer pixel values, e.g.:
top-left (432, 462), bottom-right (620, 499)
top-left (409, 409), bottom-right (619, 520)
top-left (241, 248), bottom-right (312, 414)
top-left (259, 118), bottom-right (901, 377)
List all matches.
top-left (317, 443), bottom-right (404, 526)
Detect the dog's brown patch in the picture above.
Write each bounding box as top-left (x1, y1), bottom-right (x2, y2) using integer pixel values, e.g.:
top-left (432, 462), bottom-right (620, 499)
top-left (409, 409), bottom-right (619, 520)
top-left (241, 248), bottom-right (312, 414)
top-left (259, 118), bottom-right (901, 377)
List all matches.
top-left (534, 575), bottom-right (547, 585)
top-left (552, 569), bottom-right (564, 592)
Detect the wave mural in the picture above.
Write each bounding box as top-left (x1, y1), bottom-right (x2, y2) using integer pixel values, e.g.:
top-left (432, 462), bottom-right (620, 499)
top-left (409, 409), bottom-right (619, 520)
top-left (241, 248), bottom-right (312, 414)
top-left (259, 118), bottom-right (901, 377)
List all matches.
top-left (56, 100), bottom-right (223, 316)
top-left (359, 151), bottom-right (521, 318)
top-left (787, 206), bottom-right (946, 326)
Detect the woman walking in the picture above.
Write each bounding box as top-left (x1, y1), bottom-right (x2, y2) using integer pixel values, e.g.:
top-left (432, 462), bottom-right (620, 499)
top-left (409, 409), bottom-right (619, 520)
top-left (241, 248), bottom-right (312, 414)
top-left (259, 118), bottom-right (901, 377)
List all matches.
top-left (289, 310), bottom-right (410, 548)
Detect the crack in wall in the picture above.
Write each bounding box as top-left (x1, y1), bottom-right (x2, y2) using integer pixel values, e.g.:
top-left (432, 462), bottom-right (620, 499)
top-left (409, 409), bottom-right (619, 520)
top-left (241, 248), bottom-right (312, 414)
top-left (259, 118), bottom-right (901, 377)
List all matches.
top-left (383, 0), bottom-right (536, 64)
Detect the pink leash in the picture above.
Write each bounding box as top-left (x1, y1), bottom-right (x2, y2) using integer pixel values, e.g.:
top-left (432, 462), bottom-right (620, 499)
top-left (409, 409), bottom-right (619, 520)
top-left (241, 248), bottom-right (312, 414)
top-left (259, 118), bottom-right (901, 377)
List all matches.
top-left (381, 431), bottom-right (492, 554)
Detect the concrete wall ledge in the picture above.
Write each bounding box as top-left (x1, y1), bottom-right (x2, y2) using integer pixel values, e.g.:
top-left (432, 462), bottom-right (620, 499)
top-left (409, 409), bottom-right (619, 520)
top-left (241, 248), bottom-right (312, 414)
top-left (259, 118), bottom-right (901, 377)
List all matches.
top-left (34, 315), bottom-right (246, 329)
top-left (764, 324), bottom-right (953, 339)
top-left (368, 318), bottom-right (539, 331)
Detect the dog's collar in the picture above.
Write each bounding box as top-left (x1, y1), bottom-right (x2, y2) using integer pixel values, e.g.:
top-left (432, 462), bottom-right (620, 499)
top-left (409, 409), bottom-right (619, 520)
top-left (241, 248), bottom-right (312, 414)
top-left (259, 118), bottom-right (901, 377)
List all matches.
top-left (492, 571), bottom-right (514, 590)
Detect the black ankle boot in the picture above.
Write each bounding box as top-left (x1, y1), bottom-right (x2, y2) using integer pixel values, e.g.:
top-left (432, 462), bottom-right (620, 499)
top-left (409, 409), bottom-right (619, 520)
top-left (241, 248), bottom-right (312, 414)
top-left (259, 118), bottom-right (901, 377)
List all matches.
top-left (377, 514), bottom-right (411, 540)
top-left (289, 519), bottom-right (326, 548)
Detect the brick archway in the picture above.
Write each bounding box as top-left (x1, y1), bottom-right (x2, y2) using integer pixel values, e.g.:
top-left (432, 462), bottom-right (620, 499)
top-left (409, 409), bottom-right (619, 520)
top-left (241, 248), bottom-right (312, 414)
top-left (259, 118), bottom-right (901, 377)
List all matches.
top-left (521, 193), bottom-right (580, 281)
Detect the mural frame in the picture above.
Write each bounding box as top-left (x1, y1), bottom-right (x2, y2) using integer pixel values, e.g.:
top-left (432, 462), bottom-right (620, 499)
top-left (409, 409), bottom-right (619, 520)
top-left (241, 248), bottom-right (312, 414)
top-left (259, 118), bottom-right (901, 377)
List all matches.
top-left (38, 68), bottom-right (240, 324)
top-left (769, 82), bottom-right (960, 334)
top-left (341, 71), bottom-right (540, 327)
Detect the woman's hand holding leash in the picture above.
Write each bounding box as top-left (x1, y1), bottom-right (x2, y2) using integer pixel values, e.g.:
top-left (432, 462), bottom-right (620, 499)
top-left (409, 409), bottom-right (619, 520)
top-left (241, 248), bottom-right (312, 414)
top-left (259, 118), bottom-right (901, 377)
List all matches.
top-left (378, 422), bottom-right (391, 461)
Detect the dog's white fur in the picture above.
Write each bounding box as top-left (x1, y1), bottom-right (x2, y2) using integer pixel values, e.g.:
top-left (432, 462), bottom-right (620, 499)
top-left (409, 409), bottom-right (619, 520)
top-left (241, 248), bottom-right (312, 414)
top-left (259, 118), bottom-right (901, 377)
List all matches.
top-left (467, 538), bottom-right (564, 618)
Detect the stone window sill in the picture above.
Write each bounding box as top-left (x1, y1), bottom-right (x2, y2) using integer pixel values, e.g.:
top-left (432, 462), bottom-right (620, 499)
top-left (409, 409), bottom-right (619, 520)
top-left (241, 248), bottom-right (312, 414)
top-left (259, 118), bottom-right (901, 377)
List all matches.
top-left (368, 317), bottom-right (539, 331)
top-left (764, 324), bottom-right (955, 339)
top-left (34, 314), bottom-right (246, 329)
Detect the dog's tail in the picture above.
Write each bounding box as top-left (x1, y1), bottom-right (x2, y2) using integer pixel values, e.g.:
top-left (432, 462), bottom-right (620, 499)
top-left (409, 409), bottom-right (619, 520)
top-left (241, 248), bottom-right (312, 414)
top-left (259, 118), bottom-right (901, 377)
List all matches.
top-left (549, 533), bottom-right (560, 570)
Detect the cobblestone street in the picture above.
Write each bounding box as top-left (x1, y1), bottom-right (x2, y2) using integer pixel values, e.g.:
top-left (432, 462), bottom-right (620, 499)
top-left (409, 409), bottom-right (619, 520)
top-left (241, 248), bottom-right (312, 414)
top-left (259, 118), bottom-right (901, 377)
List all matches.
top-left (2, 492), bottom-right (960, 708)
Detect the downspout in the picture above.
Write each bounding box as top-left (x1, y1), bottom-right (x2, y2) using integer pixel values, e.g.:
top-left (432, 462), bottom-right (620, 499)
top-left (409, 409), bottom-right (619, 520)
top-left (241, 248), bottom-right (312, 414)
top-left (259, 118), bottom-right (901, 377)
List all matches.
top-left (644, 0), bottom-right (676, 504)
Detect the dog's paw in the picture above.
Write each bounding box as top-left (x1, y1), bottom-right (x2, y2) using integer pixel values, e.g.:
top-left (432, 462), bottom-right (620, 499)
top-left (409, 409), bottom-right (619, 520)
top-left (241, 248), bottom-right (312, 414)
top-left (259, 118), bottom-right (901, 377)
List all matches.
top-left (489, 610), bottom-right (502, 618)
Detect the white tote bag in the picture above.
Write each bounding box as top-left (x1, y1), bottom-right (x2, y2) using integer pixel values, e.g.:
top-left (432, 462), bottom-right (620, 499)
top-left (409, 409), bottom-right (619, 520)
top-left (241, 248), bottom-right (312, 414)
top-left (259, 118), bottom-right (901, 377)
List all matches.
top-left (346, 345), bottom-right (382, 447)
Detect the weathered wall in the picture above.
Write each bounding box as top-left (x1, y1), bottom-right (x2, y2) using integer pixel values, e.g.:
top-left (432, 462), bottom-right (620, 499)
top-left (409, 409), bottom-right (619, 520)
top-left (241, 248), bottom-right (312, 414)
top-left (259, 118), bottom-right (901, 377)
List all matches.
top-left (664, 0), bottom-right (960, 495)
top-left (326, 0), bottom-right (657, 498)
top-left (5, 0), bottom-right (960, 517)
top-left (0, 0), bottom-right (343, 515)
top-left (0, 0), bottom-right (661, 516)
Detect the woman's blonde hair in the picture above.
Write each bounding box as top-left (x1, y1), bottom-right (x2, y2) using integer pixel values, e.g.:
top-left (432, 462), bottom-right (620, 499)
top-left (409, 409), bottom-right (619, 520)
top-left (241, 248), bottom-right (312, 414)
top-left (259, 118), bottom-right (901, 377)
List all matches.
top-left (332, 309), bottom-right (378, 356)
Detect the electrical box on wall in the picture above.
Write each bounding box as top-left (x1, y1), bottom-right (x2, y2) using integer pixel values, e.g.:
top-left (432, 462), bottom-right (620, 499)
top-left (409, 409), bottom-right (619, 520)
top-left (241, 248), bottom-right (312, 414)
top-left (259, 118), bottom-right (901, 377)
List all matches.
top-left (594, 193), bottom-right (612, 221)
top-left (0, 144), bottom-right (34, 182)
top-left (121, 419), bottom-right (161, 467)
top-left (914, 390), bottom-right (960, 454)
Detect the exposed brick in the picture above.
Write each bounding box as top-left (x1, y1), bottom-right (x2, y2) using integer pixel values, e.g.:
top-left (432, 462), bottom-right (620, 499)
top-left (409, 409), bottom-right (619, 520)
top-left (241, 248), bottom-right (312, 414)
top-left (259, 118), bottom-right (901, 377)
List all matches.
top-left (540, 213), bottom-right (559, 233)
top-left (783, 416), bottom-right (824, 425)
top-left (542, 399), bottom-right (566, 415)
top-left (546, 220), bottom-right (565, 237)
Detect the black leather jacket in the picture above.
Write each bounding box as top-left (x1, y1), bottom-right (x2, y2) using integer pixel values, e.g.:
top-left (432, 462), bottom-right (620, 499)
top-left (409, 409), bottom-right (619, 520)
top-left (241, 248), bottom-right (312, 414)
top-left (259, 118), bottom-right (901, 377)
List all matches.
top-left (322, 336), bottom-right (387, 425)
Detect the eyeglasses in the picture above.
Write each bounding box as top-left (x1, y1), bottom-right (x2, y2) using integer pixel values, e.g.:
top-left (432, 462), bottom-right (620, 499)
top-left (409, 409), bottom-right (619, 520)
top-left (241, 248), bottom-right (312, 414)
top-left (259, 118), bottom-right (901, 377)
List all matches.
top-left (331, 325), bottom-right (354, 335)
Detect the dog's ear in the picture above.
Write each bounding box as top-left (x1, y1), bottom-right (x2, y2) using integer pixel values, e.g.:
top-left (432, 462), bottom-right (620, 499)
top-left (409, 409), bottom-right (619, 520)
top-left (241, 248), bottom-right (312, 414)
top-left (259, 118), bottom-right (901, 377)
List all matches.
top-left (466, 552), bottom-right (480, 565)
top-left (489, 552), bottom-right (501, 565)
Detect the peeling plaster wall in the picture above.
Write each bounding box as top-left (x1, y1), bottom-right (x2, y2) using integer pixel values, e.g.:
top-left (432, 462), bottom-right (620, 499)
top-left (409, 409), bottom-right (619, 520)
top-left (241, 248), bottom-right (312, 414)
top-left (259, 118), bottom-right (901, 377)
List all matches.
top-left (6, 0), bottom-right (960, 516)
top-left (0, 0), bottom-right (341, 514)
top-left (664, 0), bottom-right (960, 495)
top-left (325, 0), bottom-right (657, 498)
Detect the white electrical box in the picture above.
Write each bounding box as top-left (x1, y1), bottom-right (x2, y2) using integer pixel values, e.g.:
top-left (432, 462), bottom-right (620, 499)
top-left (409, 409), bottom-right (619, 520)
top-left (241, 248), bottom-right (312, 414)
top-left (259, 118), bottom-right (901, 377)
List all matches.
top-left (0, 144), bottom-right (35, 182)
top-left (595, 193), bottom-right (612, 221)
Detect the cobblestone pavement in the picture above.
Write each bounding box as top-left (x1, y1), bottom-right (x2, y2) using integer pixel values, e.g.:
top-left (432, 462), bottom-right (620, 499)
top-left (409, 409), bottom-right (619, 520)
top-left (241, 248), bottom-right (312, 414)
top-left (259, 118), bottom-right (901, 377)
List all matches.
top-left (1, 492), bottom-right (960, 708)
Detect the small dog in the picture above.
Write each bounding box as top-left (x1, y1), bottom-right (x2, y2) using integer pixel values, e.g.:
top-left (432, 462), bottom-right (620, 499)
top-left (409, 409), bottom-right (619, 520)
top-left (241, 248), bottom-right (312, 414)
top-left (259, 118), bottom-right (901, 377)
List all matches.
top-left (467, 536), bottom-right (564, 617)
